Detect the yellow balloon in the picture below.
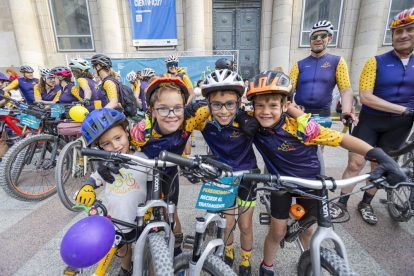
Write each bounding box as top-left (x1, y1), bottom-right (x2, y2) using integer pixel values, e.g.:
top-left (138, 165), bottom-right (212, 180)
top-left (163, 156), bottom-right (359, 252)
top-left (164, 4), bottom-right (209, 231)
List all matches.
top-left (69, 106), bottom-right (89, 122)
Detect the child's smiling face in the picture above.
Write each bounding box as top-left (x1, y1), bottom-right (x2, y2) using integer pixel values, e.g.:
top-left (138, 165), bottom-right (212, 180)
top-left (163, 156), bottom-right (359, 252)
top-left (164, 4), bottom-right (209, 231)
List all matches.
top-left (209, 92), bottom-right (239, 126)
top-left (253, 94), bottom-right (290, 128)
top-left (151, 88), bottom-right (185, 135)
top-left (98, 125), bottom-right (130, 154)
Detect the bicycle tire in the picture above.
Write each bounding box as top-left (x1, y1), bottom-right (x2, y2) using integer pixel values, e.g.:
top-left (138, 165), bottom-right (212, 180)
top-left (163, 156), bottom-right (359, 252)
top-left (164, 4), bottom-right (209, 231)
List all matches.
top-left (56, 140), bottom-right (92, 211)
top-left (174, 250), bottom-right (236, 276)
top-left (386, 188), bottom-right (412, 222)
top-left (297, 247), bottom-right (358, 276)
top-left (142, 232), bottom-right (174, 276)
top-left (0, 134), bottom-right (66, 201)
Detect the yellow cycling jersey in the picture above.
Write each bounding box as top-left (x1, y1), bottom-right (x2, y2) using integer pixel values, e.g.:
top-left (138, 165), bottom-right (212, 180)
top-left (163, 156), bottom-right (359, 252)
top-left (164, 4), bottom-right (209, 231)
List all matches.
top-left (103, 79), bottom-right (118, 100)
top-left (181, 74), bottom-right (193, 89)
top-left (359, 57), bottom-right (376, 91)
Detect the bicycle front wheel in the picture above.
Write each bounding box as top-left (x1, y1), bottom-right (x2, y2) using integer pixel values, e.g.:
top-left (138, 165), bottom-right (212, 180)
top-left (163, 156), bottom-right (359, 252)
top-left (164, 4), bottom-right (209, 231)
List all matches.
top-left (142, 232), bottom-right (174, 276)
top-left (297, 248), bottom-right (358, 276)
top-left (56, 140), bottom-right (94, 211)
top-left (174, 251), bottom-right (236, 276)
top-left (0, 134), bottom-right (66, 201)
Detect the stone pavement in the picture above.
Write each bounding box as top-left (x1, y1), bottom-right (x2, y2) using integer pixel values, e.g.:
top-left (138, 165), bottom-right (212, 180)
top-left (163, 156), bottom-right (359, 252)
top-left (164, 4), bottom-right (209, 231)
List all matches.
top-left (0, 121), bottom-right (413, 276)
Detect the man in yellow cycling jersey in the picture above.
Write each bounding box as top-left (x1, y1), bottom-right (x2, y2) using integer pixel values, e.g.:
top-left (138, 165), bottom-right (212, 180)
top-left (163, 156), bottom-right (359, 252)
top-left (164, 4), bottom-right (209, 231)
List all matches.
top-left (289, 21), bottom-right (357, 124)
top-left (3, 65), bottom-right (38, 104)
top-left (331, 7), bottom-right (414, 225)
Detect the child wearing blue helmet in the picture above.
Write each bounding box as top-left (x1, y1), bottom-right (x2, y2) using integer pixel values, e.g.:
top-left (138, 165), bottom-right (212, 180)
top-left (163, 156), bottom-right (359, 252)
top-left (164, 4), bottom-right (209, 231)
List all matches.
top-left (76, 108), bottom-right (150, 276)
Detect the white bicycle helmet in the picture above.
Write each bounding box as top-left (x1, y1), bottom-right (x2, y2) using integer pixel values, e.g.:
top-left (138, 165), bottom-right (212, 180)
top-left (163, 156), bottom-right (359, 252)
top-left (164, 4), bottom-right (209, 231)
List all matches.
top-left (126, 71), bottom-right (137, 82)
top-left (309, 20), bottom-right (334, 37)
top-left (165, 54), bottom-right (179, 64)
top-left (202, 69), bottom-right (245, 98)
top-left (68, 58), bottom-right (91, 71)
top-left (40, 68), bottom-right (51, 77)
top-left (141, 68), bottom-right (155, 78)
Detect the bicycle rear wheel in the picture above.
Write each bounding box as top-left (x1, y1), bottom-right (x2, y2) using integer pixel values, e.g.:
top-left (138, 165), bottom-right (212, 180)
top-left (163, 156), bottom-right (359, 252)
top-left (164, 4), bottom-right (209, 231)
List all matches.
top-left (387, 187), bottom-right (413, 222)
top-left (0, 134), bottom-right (66, 201)
top-left (174, 251), bottom-right (236, 276)
top-left (142, 232), bottom-right (174, 276)
top-left (297, 247), bottom-right (358, 276)
top-left (56, 140), bottom-right (94, 211)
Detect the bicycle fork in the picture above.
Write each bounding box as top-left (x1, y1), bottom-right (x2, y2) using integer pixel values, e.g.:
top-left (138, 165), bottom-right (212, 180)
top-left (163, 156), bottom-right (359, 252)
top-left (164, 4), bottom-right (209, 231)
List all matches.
top-left (189, 212), bottom-right (227, 276)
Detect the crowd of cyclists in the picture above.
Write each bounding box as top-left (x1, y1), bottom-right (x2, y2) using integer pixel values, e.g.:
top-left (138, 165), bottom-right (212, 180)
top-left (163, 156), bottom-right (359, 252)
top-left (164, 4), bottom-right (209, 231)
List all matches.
top-left (0, 6), bottom-right (413, 276)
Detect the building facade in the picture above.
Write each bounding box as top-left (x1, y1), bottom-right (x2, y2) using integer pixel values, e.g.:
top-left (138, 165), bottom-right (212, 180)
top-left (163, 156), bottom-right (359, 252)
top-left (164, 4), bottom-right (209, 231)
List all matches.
top-left (0, 0), bottom-right (411, 92)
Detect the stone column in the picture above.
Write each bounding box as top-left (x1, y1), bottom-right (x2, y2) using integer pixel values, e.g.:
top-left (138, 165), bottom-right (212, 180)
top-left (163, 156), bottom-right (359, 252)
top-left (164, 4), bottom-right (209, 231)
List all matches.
top-left (350, 0), bottom-right (386, 90)
top-left (269, 0), bottom-right (293, 73)
top-left (260, 0), bottom-right (273, 71)
top-left (185, 0), bottom-right (205, 51)
top-left (8, 0), bottom-right (44, 72)
top-left (97, 0), bottom-right (123, 53)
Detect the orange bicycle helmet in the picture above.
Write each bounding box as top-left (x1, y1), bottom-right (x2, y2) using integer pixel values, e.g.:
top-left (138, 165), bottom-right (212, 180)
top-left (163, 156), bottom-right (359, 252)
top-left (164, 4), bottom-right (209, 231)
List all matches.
top-left (246, 71), bottom-right (293, 101)
top-left (389, 7), bottom-right (414, 31)
top-left (145, 74), bottom-right (189, 107)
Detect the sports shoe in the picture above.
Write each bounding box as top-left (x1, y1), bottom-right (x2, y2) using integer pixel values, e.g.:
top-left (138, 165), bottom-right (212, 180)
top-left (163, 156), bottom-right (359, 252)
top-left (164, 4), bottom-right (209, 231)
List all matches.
top-left (330, 202), bottom-right (346, 219)
top-left (258, 263), bottom-right (274, 276)
top-left (239, 265), bottom-right (251, 276)
top-left (358, 202), bottom-right (378, 225)
top-left (118, 264), bottom-right (133, 276)
top-left (191, 139), bottom-right (196, 147)
top-left (224, 249), bottom-right (234, 268)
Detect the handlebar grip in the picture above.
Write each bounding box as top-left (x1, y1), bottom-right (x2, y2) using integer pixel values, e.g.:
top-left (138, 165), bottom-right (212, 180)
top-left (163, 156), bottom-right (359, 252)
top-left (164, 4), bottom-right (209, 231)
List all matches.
top-left (243, 173), bottom-right (272, 183)
top-left (204, 157), bottom-right (233, 172)
top-left (158, 150), bottom-right (197, 168)
top-left (80, 148), bottom-right (132, 163)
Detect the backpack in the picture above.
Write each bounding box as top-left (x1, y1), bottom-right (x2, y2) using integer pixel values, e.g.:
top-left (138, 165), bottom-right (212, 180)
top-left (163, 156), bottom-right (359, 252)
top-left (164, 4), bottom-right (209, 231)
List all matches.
top-left (101, 77), bottom-right (137, 117)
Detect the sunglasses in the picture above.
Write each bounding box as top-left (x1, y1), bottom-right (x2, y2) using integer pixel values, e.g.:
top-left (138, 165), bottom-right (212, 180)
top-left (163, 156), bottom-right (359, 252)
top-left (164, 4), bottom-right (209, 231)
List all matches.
top-left (310, 33), bottom-right (329, 40)
top-left (167, 62), bottom-right (178, 68)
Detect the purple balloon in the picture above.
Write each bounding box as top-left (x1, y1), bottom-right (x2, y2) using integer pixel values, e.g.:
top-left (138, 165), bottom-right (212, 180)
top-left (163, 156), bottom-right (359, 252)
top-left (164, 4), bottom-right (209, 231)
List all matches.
top-left (60, 216), bottom-right (115, 268)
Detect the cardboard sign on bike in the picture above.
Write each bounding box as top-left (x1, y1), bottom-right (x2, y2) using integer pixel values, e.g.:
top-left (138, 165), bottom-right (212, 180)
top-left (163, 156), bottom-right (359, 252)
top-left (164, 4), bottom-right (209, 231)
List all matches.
top-left (20, 114), bottom-right (41, 129)
top-left (195, 176), bottom-right (242, 211)
top-left (50, 105), bottom-right (66, 118)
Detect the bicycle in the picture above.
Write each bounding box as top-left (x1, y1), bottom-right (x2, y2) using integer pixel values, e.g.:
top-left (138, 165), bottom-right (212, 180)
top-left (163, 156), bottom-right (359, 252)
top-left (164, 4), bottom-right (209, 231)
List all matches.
top-left (380, 140), bottom-right (414, 222)
top-left (158, 151), bottom-right (259, 276)
top-left (63, 148), bottom-right (179, 276)
top-left (331, 91), bottom-right (359, 113)
top-left (244, 170), bottom-right (412, 276)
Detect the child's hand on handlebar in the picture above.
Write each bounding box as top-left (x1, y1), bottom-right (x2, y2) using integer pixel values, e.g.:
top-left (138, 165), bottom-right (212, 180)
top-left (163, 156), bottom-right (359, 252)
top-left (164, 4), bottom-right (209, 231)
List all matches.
top-left (74, 184), bottom-right (96, 207)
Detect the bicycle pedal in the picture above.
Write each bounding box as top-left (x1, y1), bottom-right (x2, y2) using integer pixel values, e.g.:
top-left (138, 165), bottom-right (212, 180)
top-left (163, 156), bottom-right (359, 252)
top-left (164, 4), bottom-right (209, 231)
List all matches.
top-left (63, 266), bottom-right (82, 275)
top-left (380, 199), bottom-right (391, 205)
top-left (259, 212), bottom-right (271, 225)
top-left (183, 235), bottom-right (195, 250)
top-left (280, 240), bottom-right (285, 249)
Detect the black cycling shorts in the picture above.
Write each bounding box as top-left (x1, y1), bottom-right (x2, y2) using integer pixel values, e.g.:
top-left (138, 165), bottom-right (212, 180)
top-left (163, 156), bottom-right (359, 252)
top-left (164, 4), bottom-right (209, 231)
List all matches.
top-left (232, 168), bottom-right (260, 207)
top-left (147, 167), bottom-right (180, 206)
top-left (351, 111), bottom-right (413, 152)
top-left (270, 191), bottom-right (317, 220)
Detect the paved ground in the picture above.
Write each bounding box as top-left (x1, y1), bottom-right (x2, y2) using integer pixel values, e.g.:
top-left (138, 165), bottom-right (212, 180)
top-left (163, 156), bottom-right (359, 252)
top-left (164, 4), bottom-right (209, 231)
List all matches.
top-left (0, 121), bottom-right (413, 276)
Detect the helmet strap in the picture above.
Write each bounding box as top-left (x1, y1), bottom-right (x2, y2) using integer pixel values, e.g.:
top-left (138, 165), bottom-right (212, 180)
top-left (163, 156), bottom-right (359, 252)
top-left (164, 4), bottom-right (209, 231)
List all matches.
top-left (393, 47), bottom-right (413, 59)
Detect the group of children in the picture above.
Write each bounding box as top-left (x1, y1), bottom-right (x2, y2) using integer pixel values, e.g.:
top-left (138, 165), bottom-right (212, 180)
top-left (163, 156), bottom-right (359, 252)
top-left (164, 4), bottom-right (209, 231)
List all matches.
top-left (75, 69), bottom-right (404, 276)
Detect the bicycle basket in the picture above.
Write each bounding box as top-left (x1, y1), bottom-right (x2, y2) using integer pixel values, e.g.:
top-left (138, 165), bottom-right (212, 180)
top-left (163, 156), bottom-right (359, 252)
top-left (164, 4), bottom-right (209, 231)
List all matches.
top-left (57, 121), bottom-right (82, 135)
top-left (195, 175), bottom-right (242, 211)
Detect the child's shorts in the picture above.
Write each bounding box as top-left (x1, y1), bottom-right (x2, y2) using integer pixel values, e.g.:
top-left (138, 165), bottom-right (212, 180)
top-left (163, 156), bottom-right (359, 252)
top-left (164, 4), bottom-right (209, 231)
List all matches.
top-left (270, 191), bottom-right (317, 220)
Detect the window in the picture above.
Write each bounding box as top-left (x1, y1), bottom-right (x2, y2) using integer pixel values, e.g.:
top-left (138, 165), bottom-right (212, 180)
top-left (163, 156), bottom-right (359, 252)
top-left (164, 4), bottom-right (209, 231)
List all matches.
top-left (49, 0), bottom-right (94, 51)
top-left (299, 0), bottom-right (344, 47)
top-left (383, 0), bottom-right (412, 45)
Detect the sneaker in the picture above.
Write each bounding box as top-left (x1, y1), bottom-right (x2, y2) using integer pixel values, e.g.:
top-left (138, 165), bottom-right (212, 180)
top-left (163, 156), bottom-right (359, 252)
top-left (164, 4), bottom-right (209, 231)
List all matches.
top-left (239, 265), bottom-right (252, 276)
top-left (191, 139), bottom-right (196, 147)
top-left (258, 263), bottom-right (274, 276)
top-left (118, 264), bottom-right (133, 276)
top-left (358, 202), bottom-right (378, 225)
top-left (330, 202), bottom-right (346, 219)
top-left (224, 250), bottom-right (234, 268)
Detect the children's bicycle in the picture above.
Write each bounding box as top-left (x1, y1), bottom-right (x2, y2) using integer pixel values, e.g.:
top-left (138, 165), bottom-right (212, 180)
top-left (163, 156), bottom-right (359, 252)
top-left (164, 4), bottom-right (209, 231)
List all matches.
top-left (63, 148), bottom-right (179, 276)
top-left (247, 171), bottom-right (412, 276)
top-left (158, 151), bottom-right (259, 276)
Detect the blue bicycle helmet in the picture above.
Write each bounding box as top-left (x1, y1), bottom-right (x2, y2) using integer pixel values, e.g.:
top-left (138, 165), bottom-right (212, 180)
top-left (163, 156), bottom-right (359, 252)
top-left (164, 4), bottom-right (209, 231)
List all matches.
top-left (81, 108), bottom-right (126, 147)
top-left (0, 72), bottom-right (9, 82)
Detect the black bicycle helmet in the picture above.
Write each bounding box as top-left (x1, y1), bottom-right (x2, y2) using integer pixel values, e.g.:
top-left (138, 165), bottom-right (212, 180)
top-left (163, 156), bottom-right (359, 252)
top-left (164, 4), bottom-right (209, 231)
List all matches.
top-left (91, 54), bottom-right (112, 68)
top-left (215, 58), bottom-right (233, 70)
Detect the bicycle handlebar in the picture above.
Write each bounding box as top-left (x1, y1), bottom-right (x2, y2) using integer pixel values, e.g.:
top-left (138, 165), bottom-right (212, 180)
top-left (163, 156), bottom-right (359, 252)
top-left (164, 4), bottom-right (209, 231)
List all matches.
top-left (158, 150), bottom-right (197, 168)
top-left (388, 141), bottom-right (414, 158)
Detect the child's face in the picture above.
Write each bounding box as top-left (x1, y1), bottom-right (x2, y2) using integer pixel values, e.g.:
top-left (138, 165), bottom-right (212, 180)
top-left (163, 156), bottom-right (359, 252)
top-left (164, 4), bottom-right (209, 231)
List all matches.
top-left (98, 125), bottom-right (130, 154)
top-left (253, 95), bottom-right (290, 128)
top-left (209, 92), bottom-right (239, 126)
top-left (151, 89), bottom-right (185, 135)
